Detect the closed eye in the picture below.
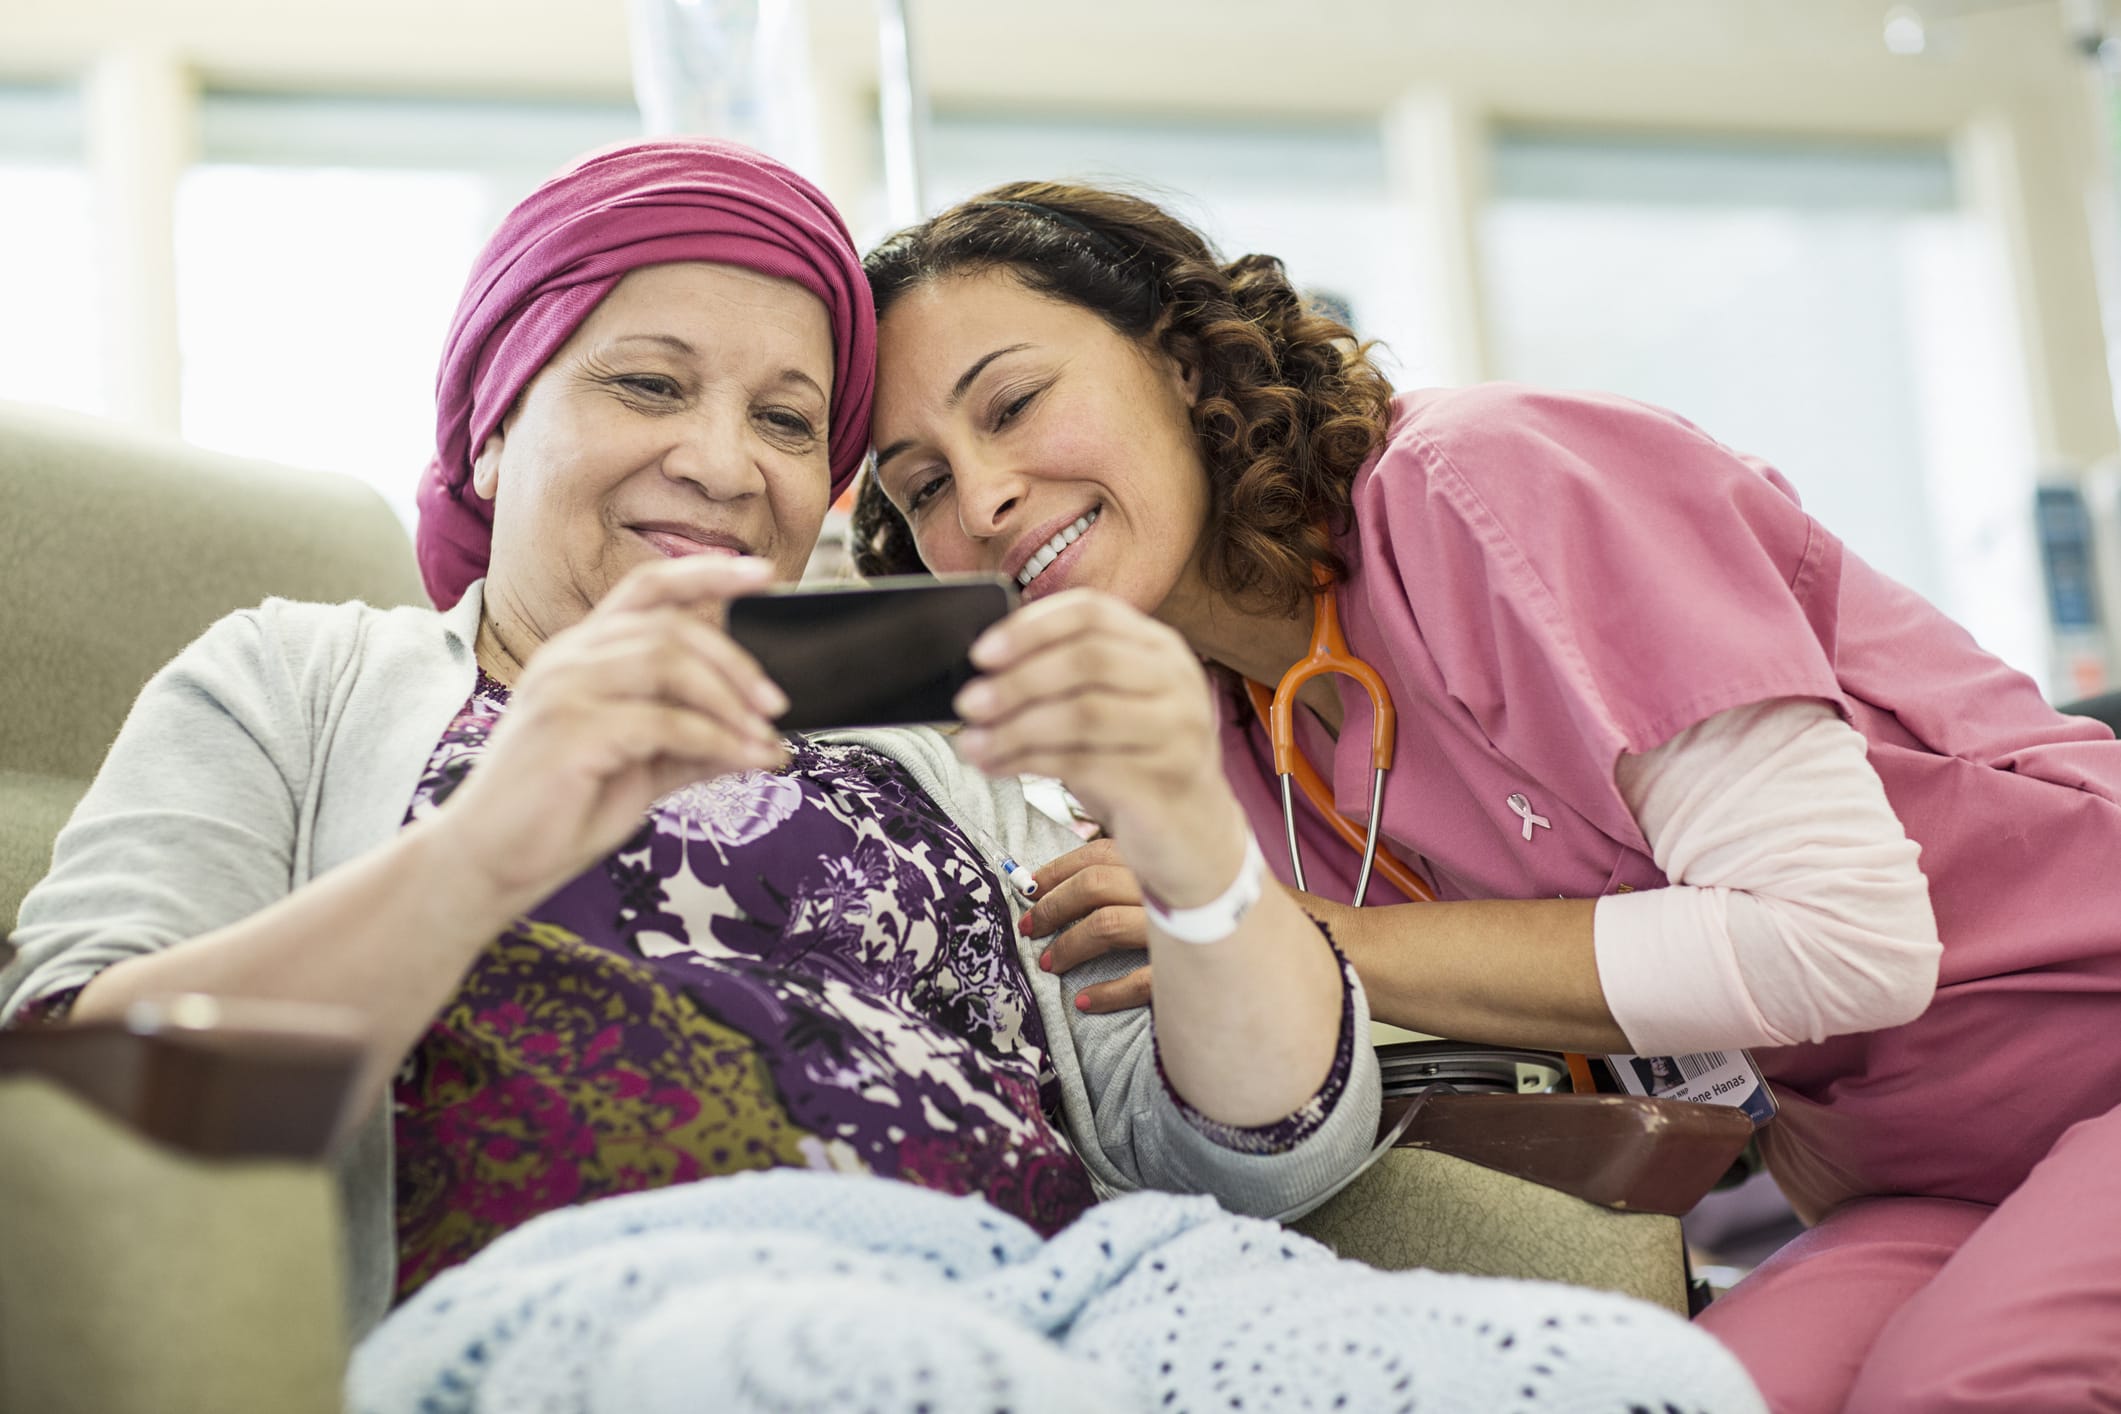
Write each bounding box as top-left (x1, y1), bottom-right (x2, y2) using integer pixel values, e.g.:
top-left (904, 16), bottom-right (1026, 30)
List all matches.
top-left (615, 374), bottom-right (682, 400)
top-left (906, 469), bottom-right (951, 514)
top-left (761, 408), bottom-right (818, 439)
top-left (991, 383), bottom-right (1043, 431)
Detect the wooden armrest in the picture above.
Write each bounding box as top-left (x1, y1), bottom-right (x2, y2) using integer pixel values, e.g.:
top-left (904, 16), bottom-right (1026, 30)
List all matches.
top-left (1390, 1091), bottom-right (1756, 1217)
top-left (0, 995), bottom-right (368, 1161)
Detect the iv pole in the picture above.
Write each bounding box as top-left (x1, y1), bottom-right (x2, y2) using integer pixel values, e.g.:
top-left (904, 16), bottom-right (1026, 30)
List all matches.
top-left (874, 0), bottom-right (932, 226)
top-left (629, 0), bottom-right (930, 225)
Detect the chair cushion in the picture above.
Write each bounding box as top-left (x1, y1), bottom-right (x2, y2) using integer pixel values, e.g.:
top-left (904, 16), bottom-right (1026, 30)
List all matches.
top-left (0, 401), bottom-right (425, 931)
top-left (1290, 1146), bottom-right (1689, 1314)
top-left (0, 1077), bottom-right (346, 1414)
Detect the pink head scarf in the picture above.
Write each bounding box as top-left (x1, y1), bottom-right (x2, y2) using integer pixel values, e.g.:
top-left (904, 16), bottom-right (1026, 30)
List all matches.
top-left (413, 138), bottom-right (876, 609)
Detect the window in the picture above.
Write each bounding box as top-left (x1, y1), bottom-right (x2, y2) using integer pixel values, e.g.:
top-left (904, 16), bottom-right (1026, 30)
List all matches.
top-left (0, 83), bottom-right (101, 418)
top-left (176, 93), bottom-right (640, 526)
top-left (905, 111), bottom-right (1452, 390)
top-left (784, 109), bottom-right (1454, 581)
top-left (1483, 129), bottom-right (2045, 681)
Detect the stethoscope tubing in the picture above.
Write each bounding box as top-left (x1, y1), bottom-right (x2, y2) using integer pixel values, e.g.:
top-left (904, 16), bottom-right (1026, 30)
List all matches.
top-left (1252, 581), bottom-right (1598, 1095)
top-left (1278, 767), bottom-right (1388, 907)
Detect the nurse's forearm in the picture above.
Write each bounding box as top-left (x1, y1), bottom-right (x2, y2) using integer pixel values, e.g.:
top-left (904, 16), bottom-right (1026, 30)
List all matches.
top-left (1310, 895), bottom-right (1630, 1054)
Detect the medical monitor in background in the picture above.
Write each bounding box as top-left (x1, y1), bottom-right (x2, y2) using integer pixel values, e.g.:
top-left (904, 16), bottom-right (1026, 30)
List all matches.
top-left (2036, 481), bottom-right (2114, 702)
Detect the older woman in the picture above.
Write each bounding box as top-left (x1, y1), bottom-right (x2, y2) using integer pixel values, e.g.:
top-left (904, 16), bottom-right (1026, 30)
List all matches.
top-left (1, 143), bottom-right (1760, 1413)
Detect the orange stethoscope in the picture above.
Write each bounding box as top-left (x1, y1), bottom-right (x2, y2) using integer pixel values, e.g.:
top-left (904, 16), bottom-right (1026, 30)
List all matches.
top-left (1241, 574), bottom-right (1435, 907)
top-left (1243, 576), bottom-right (1599, 1094)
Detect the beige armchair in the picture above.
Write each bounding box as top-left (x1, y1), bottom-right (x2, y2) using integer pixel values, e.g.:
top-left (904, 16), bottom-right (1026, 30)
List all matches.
top-left (0, 400), bottom-right (423, 1414)
top-left (0, 401), bottom-right (428, 935)
top-left (0, 400), bottom-right (1750, 1413)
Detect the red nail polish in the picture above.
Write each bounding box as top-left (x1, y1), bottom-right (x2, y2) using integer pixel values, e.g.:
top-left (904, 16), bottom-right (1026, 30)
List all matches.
top-left (1039, 951), bottom-right (1052, 971)
top-left (1075, 994), bottom-right (1090, 1010)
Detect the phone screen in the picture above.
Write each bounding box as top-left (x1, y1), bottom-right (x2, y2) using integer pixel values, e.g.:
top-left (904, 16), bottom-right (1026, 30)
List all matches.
top-left (726, 575), bottom-right (1017, 732)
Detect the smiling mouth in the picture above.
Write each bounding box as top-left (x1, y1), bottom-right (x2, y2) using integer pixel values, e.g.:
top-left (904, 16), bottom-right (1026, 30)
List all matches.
top-left (1016, 508), bottom-right (1099, 589)
top-left (632, 525), bottom-right (752, 559)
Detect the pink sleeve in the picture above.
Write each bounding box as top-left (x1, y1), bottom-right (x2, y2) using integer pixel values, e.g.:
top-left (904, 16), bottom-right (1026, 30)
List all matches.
top-left (1358, 387), bottom-right (1849, 844)
top-left (1592, 698), bottom-right (1942, 1052)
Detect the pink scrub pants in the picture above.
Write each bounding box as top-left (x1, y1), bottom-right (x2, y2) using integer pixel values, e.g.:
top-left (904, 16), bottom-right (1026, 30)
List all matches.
top-left (1697, 1100), bottom-right (2121, 1412)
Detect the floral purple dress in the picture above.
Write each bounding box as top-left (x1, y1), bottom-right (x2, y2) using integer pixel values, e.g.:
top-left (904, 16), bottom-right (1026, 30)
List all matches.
top-left (388, 672), bottom-right (1113, 1299)
top-left (4, 666), bottom-right (1356, 1303)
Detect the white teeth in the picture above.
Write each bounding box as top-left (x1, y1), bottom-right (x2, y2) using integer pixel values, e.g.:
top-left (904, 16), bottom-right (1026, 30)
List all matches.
top-left (1016, 509), bottom-right (1099, 588)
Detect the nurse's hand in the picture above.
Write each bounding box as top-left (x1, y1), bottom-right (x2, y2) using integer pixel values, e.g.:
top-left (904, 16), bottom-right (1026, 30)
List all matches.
top-left (1017, 839), bottom-right (1155, 1013)
top-left (1024, 851), bottom-right (1366, 1014)
top-left (952, 589), bottom-right (1250, 907)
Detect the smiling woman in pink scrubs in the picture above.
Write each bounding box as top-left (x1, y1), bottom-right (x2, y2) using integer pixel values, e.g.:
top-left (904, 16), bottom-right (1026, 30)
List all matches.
top-left (852, 182), bottom-right (2121, 1414)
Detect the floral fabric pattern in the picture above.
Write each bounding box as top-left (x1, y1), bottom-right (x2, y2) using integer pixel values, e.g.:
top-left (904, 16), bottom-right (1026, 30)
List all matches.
top-left (3, 984), bottom-right (84, 1027)
top-left (391, 672), bottom-right (1097, 1300)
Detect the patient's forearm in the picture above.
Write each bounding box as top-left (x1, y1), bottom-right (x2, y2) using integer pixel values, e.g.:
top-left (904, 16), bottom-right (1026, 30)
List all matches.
top-left (69, 816), bottom-right (519, 1108)
top-left (1144, 824), bottom-right (1346, 1129)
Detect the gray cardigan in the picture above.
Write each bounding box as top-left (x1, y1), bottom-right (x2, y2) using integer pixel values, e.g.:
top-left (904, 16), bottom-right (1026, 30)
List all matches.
top-left (2, 583), bottom-right (1380, 1338)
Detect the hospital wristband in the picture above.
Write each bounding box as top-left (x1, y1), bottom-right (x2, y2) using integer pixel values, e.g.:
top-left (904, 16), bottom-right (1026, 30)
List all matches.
top-left (1141, 831), bottom-right (1267, 945)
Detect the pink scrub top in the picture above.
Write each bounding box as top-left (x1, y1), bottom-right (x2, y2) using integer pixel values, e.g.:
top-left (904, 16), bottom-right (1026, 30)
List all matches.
top-left (1217, 383), bottom-right (2121, 1223)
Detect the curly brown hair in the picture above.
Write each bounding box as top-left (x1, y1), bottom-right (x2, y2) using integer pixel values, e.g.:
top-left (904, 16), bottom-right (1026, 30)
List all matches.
top-left (851, 181), bottom-right (1397, 616)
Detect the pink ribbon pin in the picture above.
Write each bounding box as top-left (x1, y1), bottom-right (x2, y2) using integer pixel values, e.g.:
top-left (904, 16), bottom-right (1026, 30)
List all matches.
top-left (1507, 793), bottom-right (1551, 842)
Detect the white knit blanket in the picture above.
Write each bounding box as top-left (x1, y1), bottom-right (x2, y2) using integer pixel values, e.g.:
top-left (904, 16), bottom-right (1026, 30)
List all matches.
top-left (347, 1170), bottom-right (1764, 1414)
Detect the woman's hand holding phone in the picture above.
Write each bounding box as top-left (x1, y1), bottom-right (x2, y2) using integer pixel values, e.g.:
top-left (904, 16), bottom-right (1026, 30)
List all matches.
top-left (951, 589), bottom-right (1253, 924)
top-left (439, 554), bottom-right (790, 915)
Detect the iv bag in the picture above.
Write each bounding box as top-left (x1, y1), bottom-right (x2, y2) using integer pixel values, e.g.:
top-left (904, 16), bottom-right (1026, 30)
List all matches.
top-left (627, 0), bottom-right (820, 179)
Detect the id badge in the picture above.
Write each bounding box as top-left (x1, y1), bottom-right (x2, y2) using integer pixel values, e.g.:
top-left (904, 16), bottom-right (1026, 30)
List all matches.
top-left (1603, 1049), bottom-right (1777, 1128)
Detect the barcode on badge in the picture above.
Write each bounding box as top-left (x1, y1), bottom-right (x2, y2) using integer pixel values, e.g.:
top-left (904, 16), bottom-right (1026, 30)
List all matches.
top-left (1676, 1051), bottom-right (1728, 1082)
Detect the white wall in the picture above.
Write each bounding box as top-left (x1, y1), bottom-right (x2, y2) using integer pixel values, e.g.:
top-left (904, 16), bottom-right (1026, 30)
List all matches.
top-left (5, 0), bottom-right (2114, 460)
top-left (4, 0), bottom-right (2116, 491)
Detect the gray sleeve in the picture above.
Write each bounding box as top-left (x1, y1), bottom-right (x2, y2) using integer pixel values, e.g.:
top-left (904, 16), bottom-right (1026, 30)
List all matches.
top-left (1, 606), bottom-right (314, 1024)
top-left (1003, 793), bottom-right (1384, 1220)
top-left (1049, 930), bottom-right (1383, 1221)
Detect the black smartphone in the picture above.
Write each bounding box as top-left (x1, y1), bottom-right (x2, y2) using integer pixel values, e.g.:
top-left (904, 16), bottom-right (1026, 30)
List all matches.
top-left (726, 574), bottom-right (1018, 732)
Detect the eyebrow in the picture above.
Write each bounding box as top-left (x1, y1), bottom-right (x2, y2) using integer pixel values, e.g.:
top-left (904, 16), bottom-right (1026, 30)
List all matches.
top-left (606, 334), bottom-right (829, 404)
top-left (873, 342), bottom-right (1034, 474)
